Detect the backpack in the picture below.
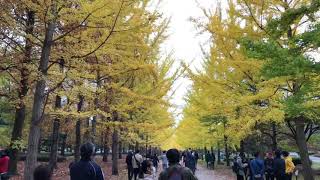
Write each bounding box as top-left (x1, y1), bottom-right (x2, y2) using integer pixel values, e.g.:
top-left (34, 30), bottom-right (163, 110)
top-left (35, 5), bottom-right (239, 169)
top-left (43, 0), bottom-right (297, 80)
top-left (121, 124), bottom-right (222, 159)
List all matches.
top-left (168, 168), bottom-right (183, 180)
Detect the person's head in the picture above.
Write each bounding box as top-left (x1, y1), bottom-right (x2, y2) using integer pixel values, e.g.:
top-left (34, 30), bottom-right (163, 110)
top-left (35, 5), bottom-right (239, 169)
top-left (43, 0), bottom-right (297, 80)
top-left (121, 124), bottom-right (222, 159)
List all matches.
top-left (154, 153), bottom-right (157, 156)
top-left (162, 150), bottom-right (166, 154)
top-left (254, 151), bottom-right (261, 158)
top-left (239, 152), bottom-right (245, 158)
top-left (166, 149), bottom-right (180, 165)
top-left (282, 151), bottom-right (289, 157)
top-left (266, 152), bottom-right (273, 158)
top-left (33, 165), bottom-right (51, 180)
top-left (80, 142), bottom-right (95, 161)
top-left (275, 150), bottom-right (282, 158)
top-left (135, 150), bottom-right (140, 154)
top-left (141, 160), bottom-right (152, 174)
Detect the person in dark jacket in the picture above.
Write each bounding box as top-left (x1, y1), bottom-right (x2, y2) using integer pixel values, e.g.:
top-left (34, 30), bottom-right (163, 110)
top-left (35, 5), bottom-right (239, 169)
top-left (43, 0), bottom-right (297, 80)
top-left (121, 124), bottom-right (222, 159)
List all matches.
top-left (126, 151), bottom-right (134, 180)
top-left (70, 143), bottom-right (104, 180)
top-left (185, 149), bottom-right (196, 174)
top-left (273, 150), bottom-right (285, 180)
top-left (152, 153), bottom-right (159, 172)
top-left (264, 152), bottom-right (274, 180)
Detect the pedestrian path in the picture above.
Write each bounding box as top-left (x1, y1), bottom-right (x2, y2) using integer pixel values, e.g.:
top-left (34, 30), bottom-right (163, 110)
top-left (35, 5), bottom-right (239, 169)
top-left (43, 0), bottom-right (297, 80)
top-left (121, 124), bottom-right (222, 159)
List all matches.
top-left (195, 164), bottom-right (235, 180)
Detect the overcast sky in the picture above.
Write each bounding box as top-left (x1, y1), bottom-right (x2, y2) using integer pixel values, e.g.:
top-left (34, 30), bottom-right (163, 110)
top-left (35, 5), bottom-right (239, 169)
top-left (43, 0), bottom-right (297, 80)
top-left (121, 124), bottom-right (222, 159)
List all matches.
top-left (158, 0), bottom-right (216, 120)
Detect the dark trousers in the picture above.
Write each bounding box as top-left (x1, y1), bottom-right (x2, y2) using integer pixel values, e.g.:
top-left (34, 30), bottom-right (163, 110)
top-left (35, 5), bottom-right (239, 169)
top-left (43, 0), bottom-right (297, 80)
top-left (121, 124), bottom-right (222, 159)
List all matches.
top-left (133, 168), bottom-right (140, 180)
top-left (266, 174), bottom-right (274, 180)
top-left (237, 175), bottom-right (244, 180)
top-left (285, 174), bottom-right (292, 180)
top-left (128, 167), bottom-right (134, 180)
top-left (275, 174), bottom-right (285, 180)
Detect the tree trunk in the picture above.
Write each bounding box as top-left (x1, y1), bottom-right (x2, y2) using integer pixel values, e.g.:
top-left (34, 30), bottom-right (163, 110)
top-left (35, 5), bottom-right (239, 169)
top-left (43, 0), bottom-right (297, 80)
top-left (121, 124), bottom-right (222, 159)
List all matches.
top-left (295, 119), bottom-right (314, 180)
top-left (224, 136), bottom-right (230, 166)
top-left (60, 134), bottom-right (67, 156)
top-left (9, 10), bottom-right (35, 175)
top-left (135, 141), bottom-right (139, 152)
top-left (119, 141), bottom-right (122, 159)
top-left (74, 95), bottom-right (84, 162)
top-left (48, 95), bottom-right (62, 173)
top-left (112, 129), bottom-right (119, 175)
top-left (103, 128), bottom-right (109, 162)
top-left (217, 142), bottom-right (221, 164)
top-left (240, 140), bottom-right (245, 155)
top-left (48, 119), bottom-right (60, 173)
top-left (74, 120), bottom-right (81, 162)
top-left (24, 6), bottom-right (56, 178)
top-left (271, 122), bottom-right (278, 151)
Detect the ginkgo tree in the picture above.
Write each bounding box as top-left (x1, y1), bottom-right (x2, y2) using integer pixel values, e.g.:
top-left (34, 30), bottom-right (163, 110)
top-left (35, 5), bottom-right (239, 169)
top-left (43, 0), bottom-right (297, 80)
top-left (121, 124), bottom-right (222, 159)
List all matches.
top-left (178, 1), bottom-right (320, 179)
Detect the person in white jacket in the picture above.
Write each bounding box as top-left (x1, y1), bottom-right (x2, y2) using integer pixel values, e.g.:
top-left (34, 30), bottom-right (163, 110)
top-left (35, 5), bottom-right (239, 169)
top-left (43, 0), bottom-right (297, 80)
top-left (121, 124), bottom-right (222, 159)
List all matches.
top-left (132, 150), bottom-right (143, 180)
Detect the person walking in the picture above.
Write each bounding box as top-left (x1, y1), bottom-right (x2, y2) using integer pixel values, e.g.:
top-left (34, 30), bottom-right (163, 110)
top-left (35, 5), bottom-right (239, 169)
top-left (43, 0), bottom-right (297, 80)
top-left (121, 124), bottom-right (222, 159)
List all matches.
top-left (282, 151), bottom-right (295, 180)
top-left (132, 150), bottom-right (143, 180)
top-left (194, 151), bottom-right (199, 169)
top-left (160, 151), bottom-right (168, 170)
top-left (159, 149), bottom-right (197, 180)
top-left (211, 152), bottom-right (216, 170)
top-left (126, 151), bottom-right (134, 180)
top-left (273, 150), bottom-right (285, 180)
top-left (69, 142), bottom-right (104, 180)
top-left (0, 149), bottom-right (9, 178)
top-left (185, 149), bottom-right (196, 174)
top-left (250, 151), bottom-right (265, 180)
top-left (205, 151), bottom-right (211, 168)
top-left (152, 154), bottom-right (159, 172)
top-left (265, 152), bottom-right (275, 180)
top-left (233, 154), bottom-right (248, 180)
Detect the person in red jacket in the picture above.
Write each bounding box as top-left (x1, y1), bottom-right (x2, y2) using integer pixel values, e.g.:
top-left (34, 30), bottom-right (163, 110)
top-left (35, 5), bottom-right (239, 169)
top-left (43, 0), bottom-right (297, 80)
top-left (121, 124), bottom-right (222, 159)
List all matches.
top-left (0, 149), bottom-right (9, 174)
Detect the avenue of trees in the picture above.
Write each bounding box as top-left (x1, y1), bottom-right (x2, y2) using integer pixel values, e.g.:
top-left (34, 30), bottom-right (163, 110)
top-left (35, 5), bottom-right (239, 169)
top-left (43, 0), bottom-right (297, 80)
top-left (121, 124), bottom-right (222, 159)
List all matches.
top-left (176, 0), bottom-right (320, 180)
top-left (0, 0), bottom-right (177, 180)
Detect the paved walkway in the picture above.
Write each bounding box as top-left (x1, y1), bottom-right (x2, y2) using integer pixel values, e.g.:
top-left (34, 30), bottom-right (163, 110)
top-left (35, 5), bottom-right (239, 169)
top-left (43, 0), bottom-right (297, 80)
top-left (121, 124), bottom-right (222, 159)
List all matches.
top-left (195, 164), bottom-right (235, 180)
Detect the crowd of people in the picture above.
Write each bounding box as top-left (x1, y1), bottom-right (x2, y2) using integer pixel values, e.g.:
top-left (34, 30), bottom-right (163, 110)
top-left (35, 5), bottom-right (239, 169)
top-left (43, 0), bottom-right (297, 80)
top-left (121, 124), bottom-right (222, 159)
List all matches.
top-left (125, 148), bottom-right (199, 180)
top-left (233, 150), bottom-right (296, 180)
top-left (0, 143), bottom-right (299, 180)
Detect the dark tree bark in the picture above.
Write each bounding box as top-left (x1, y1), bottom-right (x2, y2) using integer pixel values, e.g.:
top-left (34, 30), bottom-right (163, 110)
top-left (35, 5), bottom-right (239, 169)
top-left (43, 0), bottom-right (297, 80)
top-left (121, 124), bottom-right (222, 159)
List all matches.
top-left (112, 129), bottom-right (119, 175)
top-left (102, 129), bottom-right (109, 162)
top-left (74, 95), bottom-right (84, 162)
top-left (48, 95), bottom-right (62, 173)
top-left (224, 136), bottom-right (230, 166)
top-left (60, 134), bottom-right (67, 156)
top-left (217, 142), bottom-right (221, 164)
top-left (48, 118), bottom-right (60, 173)
top-left (9, 10), bottom-right (34, 175)
top-left (118, 141), bottom-right (122, 159)
top-left (295, 118), bottom-right (314, 180)
top-left (24, 4), bottom-right (57, 179)
top-left (271, 122), bottom-right (278, 151)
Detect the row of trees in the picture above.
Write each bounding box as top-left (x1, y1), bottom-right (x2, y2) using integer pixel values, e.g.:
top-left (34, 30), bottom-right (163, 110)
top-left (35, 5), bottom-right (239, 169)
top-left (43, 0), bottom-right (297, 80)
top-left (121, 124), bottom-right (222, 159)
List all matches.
top-left (176, 0), bottom-right (320, 179)
top-left (0, 0), bottom-right (176, 180)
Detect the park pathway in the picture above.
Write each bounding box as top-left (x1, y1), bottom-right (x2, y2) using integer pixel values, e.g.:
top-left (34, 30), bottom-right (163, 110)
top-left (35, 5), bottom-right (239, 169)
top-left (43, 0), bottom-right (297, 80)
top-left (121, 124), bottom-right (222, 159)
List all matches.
top-left (194, 164), bottom-right (236, 180)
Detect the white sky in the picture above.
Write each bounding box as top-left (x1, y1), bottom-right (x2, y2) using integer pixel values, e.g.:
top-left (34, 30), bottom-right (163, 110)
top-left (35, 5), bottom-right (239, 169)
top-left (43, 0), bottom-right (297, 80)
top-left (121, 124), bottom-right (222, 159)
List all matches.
top-left (158, 0), bottom-right (217, 120)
